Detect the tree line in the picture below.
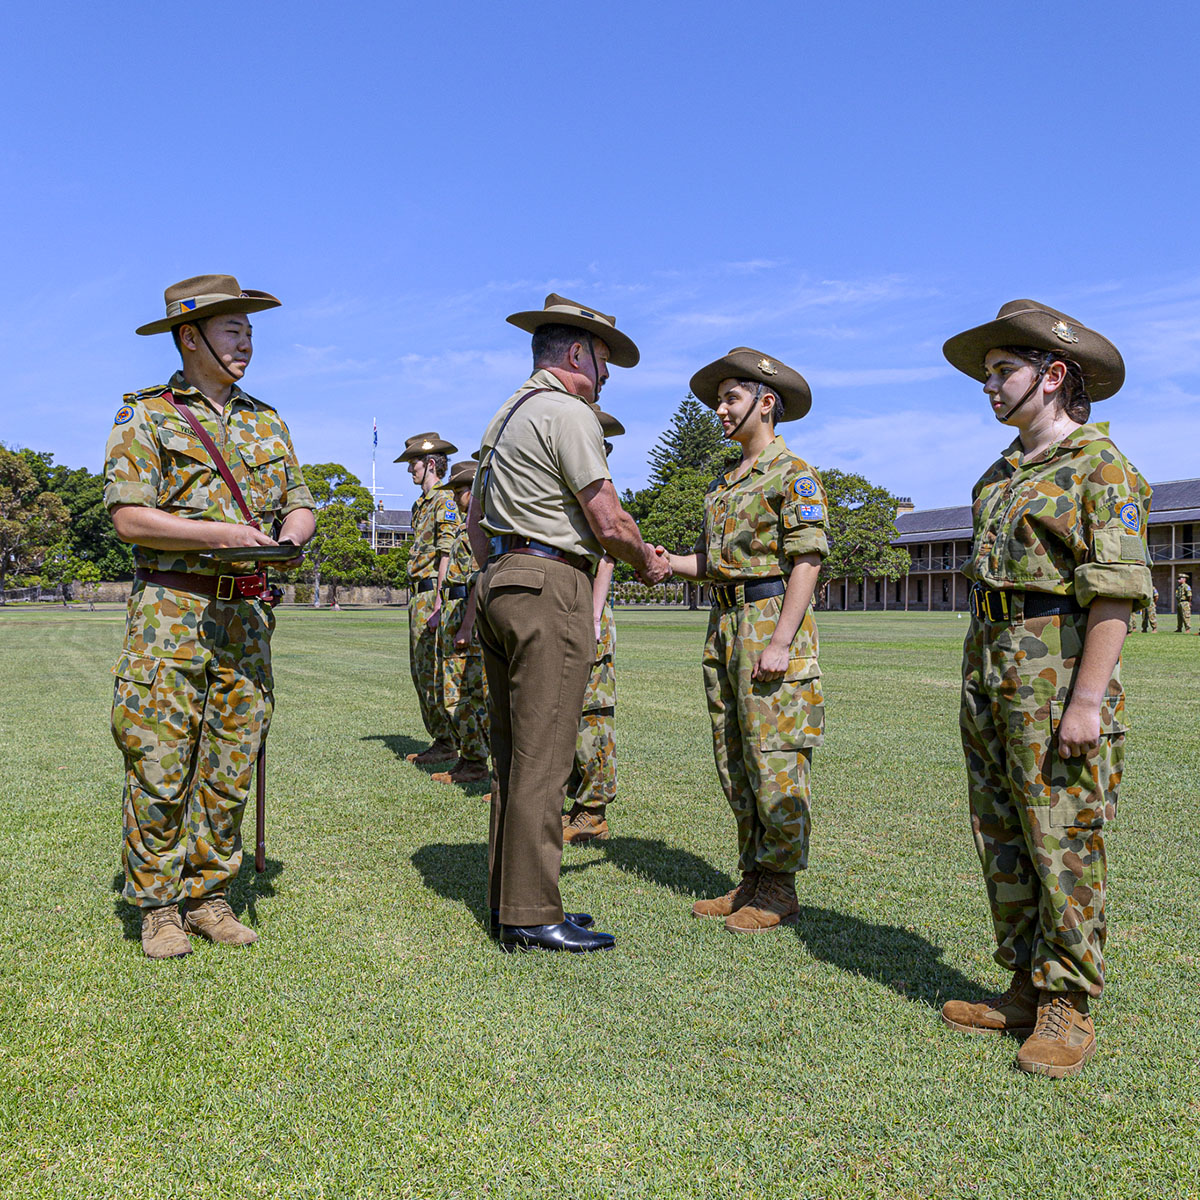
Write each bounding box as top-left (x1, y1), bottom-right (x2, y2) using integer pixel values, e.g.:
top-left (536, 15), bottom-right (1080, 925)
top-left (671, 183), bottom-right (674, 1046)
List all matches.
top-left (2, 399), bottom-right (908, 605)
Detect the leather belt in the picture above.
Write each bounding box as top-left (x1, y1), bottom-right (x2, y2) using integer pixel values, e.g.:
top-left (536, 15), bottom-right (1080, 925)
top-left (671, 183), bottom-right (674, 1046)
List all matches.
top-left (414, 577), bottom-right (438, 593)
top-left (444, 584), bottom-right (469, 600)
top-left (488, 534), bottom-right (592, 574)
top-left (969, 583), bottom-right (1084, 622)
top-left (135, 569), bottom-right (267, 602)
top-left (711, 577), bottom-right (786, 608)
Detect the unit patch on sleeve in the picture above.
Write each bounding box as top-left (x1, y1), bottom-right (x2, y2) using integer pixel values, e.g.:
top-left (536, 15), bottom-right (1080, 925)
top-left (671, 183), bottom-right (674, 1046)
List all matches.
top-left (1118, 502), bottom-right (1140, 533)
top-left (792, 476), bottom-right (818, 499)
top-left (113, 405), bottom-right (135, 426)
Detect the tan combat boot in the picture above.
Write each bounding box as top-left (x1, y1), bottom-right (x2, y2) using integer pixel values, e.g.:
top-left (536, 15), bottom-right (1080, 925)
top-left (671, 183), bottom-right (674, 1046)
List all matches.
top-left (406, 739), bottom-right (456, 766)
top-left (1016, 990), bottom-right (1096, 1078)
top-left (563, 804), bottom-right (609, 844)
top-left (724, 870), bottom-right (800, 933)
top-left (431, 758), bottom-right (490, 785)
top-left (141, 905), bottom-right (192, 960)
top-left (940, 970), bottom-right (1039, 1036)
top-left (691, 870), bottom-right (760, 919)
top-left (182, 895), bottom-right (258, 946)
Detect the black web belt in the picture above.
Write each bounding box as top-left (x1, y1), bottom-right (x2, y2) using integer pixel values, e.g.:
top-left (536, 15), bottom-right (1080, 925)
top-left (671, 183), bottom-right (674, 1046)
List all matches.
top-left (969, 583), bottom-right (1084, 622)
top-left (711, 577), bottom-right (786, 608)
top-left (444, 584), bottom-right (469, 600)
top-left (414, 577), bottom-right (438, 594)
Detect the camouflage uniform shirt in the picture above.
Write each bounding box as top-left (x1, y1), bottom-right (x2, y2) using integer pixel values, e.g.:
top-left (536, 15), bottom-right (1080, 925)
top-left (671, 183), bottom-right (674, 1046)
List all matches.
top-left (103, 371), bottom-right (314, 573)
top-left (409, 486), bottom-right (459, 583)
top-left (964, 422), bottom-right (1152, 609)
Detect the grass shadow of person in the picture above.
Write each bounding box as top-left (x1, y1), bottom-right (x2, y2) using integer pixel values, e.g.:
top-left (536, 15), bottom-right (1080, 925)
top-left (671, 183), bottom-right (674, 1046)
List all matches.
top-left (110, 856), bottom-right (286, 942)
top-left (410, 842), bottom-right (490, 930)
top-left (790, 904), bottom-right (985, 1010)
top-left (561, 836), bottom-right (733, 900)
top-left (361, 733), bottom-right (433, 763)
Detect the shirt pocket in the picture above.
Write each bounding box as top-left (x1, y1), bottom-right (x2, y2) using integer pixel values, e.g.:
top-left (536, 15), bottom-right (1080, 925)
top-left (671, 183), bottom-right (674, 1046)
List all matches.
top-left (157, 421), bottom-right (216, 509)
top-left (755, 655), bottom-right (824, 751)
top-left (236, 437), bottom-right (291, 517)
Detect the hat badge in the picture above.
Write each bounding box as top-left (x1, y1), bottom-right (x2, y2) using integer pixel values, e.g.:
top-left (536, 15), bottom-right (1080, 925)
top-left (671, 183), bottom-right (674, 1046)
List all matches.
top-left (758, 358), bottom-right (778, 375)
top-left (421, 440), bottom-right (434, 450)
top-left (1051, 320), bottom-right (1080, 344)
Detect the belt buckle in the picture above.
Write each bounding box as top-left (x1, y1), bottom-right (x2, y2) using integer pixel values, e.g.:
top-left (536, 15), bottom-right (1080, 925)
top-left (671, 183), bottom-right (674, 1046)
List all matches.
top-left (984, 589), bottom-right (1009, 622)
top-left (216, 574), bottom-right (236, 601)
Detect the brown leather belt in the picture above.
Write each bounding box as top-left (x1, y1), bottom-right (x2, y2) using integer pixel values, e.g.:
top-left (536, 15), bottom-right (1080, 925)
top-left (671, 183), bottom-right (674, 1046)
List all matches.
top-left (136, 569), bottom-right (268, 602)
top-left (488, 535), bottom-right (592, 574)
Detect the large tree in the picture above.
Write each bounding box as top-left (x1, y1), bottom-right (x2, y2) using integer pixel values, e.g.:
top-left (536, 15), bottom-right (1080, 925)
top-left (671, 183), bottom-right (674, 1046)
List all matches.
top-left (300, 463), bottom-right (375, 606)
top-left (646, 395), bottom-right (735, 490)
top-left (19, 449), bottom-right (133, 578)
top-left (0, 448), bottom-right (71, 596)
top-left (640, 468), bottom-right (711, 608)
top-left (818, 468), bottom-right (910, 604)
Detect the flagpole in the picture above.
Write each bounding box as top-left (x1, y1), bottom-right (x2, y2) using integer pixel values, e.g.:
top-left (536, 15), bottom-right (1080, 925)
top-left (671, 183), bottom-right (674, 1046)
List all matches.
top-left (371, 416), bottom-right (378, 551)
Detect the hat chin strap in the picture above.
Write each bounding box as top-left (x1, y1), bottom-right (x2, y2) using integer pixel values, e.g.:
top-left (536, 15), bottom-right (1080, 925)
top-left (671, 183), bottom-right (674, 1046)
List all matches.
top-left (194, 321), bottom-right (240, 384)
top-left (585, 332), bottom-right (602, 401)
top-left (993, 361), bottom-right (1050, 423)
top-left (724, 384), bottom-right (764, 440)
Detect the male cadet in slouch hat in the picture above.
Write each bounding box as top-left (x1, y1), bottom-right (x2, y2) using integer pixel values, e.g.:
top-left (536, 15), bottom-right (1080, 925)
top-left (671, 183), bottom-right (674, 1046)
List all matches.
top-left (467, 295), bottom-right (671, 952)
top-left (430, 459), bottom-right (490, 786)
top-left (106, 274), bottom-right (315, 959)
top-left (396, 432), bottom-right (459, 764)
top-left (563, 407), bottom-right (623, 845)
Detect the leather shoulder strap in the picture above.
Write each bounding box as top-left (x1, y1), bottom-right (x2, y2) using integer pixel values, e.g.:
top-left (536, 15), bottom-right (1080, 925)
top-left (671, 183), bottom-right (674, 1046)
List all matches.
top-left (478, 386), bottom-right (552, 508)
top-left (162, 390), bottom-right (259, 528)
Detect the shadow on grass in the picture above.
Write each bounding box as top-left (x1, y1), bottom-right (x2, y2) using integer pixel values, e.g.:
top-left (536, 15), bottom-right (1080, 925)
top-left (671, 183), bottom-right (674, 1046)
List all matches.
top-left (562, 836), bottom-right (732, 900)
top-left (361, 733), bottom-right (431, 762)
top-left (790, 905), bottom-right (983, 1009)
top-left (110, 857), bottom-right (285, 942)
top-left (410, 842), bottom-right (490, 930)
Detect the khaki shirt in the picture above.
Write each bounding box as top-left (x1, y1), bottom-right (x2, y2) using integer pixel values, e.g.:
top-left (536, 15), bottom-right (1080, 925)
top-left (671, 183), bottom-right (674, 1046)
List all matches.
top-left (964, 422), bottom-right (1153, 609)
top-left (103, 371), bottom-right (314, 575)
top-left (409, 485), bottom-right (459, 581)
top-left (472, 369), bottom-right (610, 561)
top-left (698, 435), bottom-right (830, 581)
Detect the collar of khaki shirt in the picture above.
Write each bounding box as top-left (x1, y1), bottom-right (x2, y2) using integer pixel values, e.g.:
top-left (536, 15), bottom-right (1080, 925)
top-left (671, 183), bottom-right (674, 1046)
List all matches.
top-left (1000, 420), bottom-right (1110, 470)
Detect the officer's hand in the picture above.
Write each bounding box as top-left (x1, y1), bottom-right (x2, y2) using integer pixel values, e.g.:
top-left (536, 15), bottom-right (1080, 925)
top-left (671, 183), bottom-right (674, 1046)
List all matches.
top-left (216, 524), bottom-right (278, 549)
top-left (1057, 701), bottom-right (1101, 758)
top-left (752, 643), bottom-right (790, 681)
top-left (639, 547), bottom-right (672, 585)
top-left (426, 608), bottom-right (441, 631)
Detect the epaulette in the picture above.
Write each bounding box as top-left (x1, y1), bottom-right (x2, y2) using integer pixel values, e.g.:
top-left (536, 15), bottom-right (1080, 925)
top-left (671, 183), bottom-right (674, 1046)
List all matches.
top-left (122, 383), bottom-right (174, 403)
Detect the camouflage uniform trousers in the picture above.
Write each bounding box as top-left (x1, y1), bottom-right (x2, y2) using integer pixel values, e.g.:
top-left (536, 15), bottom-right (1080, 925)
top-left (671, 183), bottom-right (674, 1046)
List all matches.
top-left (111, 582), bottom-right (273, 907)
top-left (702, 594), bottom-right (824, 875)
top-left (960, 605), bottom-right (1124, 999)
top-left (438, 595), bottom-right (488, 763)
top-left (409, 587), bottom-right (454, 742)
top-left (1141, 602), bottom-right (1157, 633)
top-left (1176, 600), bottom-right (1191, 632)
top-left (570, 603), bottom-right (616, 811)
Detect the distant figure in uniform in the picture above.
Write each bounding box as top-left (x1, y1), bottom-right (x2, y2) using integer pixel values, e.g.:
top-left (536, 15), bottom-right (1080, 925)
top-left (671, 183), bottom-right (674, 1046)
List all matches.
top-left (563, 408), bottom-right (624, 845)
top-left (106, 275), bottom-right (315, 959)
top-left (1175, 574), bottom-right (1192, 632)
top-left (1141, 585), bottom-right (1158, 632)
top-left (659, 349), bottom-right (827, 935)
top-left (467, 294), bottom-right (670, 953)
top-left (431, 460), bottom-right (490, 787)
top-left (396, 432), bottom-right (459, 765)
top-left (939, 300), bottom-right (1151, 1078)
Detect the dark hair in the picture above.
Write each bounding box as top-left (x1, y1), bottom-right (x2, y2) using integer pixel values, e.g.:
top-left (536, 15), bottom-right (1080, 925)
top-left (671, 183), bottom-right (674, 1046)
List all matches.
top-left (1000, 346), bottom-right (1091, 423)
top-left (734, 379), bottom-right (784, 425)
top-left (532, 322), bottom-right (590, 367)
top-left (170, 317), bottom-right (210, 357)
top-left (424, 453), bottom-right (448, 479)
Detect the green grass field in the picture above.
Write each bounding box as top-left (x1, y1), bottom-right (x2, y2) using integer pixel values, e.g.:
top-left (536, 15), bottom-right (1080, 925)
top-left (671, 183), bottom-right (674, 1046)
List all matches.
top-left (0, 604), bottom-right (1197, 1199)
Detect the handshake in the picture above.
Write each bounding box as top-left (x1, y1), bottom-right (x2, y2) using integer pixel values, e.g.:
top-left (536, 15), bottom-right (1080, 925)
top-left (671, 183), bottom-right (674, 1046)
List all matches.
top-left (637, 543), bottom-right (674, 586)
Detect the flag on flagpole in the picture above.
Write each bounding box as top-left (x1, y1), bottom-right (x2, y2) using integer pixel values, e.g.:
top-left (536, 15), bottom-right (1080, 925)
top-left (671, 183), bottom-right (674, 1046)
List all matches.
top-left (373, 417), bottom-right (378, 448)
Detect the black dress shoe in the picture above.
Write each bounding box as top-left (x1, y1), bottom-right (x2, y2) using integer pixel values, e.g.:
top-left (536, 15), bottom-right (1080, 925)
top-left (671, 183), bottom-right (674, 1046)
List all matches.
top-left (489, 909), bottom-right (593, 938)
top-left (499, 919), bottom-right (615, 953)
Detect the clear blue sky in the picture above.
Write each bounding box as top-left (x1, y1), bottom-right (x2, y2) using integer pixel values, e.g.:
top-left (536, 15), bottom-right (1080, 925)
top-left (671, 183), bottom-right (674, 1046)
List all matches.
top-left (4, 1), bottom-right (1198, 511)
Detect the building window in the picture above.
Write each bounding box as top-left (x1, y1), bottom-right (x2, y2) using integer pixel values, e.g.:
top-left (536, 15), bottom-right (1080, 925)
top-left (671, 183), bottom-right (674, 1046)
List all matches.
top-left (942, 579), bottom-right (950, 603)
top-left (856, 582), bottom-right (864, 602)
top-left (916, 579), bottom-right (924, 603)
top-left (874, 579), bottom-right (881, 603)
top-left (895, 580), bottom-right (902, 603)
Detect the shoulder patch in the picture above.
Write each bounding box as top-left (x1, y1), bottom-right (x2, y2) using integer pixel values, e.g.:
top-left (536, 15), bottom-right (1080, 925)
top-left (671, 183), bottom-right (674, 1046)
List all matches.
top-left (798, 503), bottom-right (824, 521)
top-left (1118, 502), bottom-right (1140, 533)
top-left (113, 405), bottom-right (135, 426)
top-left (445, 502), bottom-right (459, 520)
top-left (792, 476), bottom-right (819, 499)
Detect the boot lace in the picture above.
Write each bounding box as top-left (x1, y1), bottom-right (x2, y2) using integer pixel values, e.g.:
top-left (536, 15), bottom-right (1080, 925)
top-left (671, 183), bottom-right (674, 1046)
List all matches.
top-left (1034, 993), bottom-right (1074, 1039)
top-left (145, 907), bottom-right (179, 934)
top-left (196, 896), bottom-right (235, 922)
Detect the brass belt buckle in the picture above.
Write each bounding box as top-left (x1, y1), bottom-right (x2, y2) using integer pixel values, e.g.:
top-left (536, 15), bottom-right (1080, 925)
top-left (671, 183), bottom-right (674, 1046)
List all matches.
top-left (216, 574), bottom-right (236, 601)
top-left (983, 589), bottom-right (1009, 622)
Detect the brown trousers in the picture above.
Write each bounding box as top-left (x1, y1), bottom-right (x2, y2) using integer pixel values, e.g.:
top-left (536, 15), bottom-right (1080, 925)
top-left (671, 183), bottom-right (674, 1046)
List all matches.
top-left (476, 553), bottom-right (593, 926)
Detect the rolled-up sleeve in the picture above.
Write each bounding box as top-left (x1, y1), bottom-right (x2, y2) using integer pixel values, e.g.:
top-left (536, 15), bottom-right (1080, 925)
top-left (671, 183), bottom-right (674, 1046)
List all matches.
top-left (1075, 470), bottom-right (1152, 608)
top-left (103, 402), bottom-right (160, 509)
top-left (781, 470), bottom-right (830, 560)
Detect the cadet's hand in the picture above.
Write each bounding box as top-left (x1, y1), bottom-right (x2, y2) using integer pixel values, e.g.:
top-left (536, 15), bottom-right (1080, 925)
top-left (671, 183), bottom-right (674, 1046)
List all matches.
top-left (752, 643), bottom-right (790, 682)
top-left (639, 545), bottom-right (672, 585)
top-left (594, 617), bottom-right (603, 643)
top-left (215, 524), bottom-right (278, 549)
top-left (426, 607), bottom-right (441, 632)
top-left (453, 631), bottom-right (470, 650)
top-left (1057, 700), bottom-right (1101, 758)
top-left (276, 540), bottom-right (305, 570)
